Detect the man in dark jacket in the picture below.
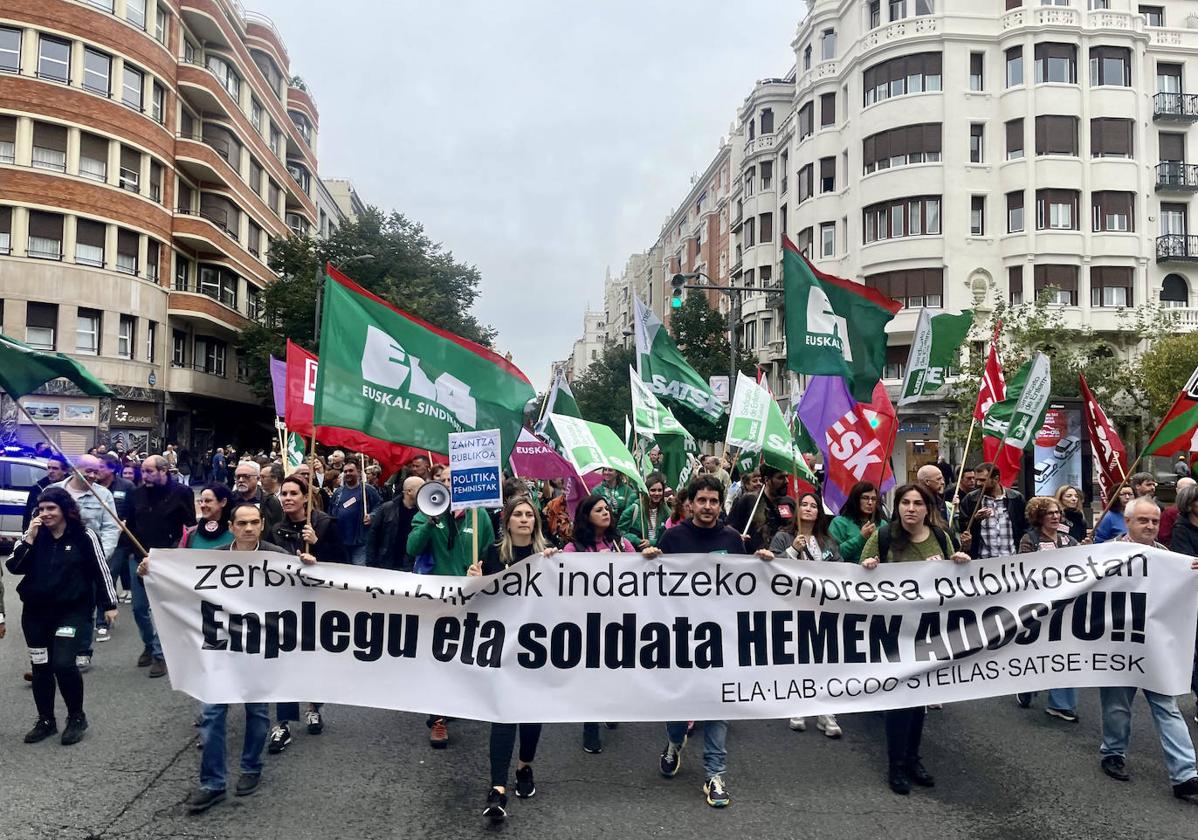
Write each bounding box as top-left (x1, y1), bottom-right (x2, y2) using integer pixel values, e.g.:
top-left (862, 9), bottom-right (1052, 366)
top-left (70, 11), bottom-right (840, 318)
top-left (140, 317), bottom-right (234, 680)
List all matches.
top-left (126, 455), bottom-right (196, 677)
top-left (956, 462), bottom-right (1026, 559)
top-left (231, 460), bottom-right (283, 534)
top-left (727, 466), bottom-right (794, 552)
top-left (22, 454), bottom-right (68, 530)
top-left (366, 476), bottom-right (423, 570)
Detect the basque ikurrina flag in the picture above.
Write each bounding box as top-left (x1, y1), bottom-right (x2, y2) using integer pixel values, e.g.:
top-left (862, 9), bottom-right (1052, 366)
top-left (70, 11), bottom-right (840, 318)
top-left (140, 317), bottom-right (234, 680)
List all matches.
top-left (313, 265), bottom-right (534, 462)
top-left (1143, 365), bottom-right (1198, 458)
top-left (781, 237), bottom-right (901, 402)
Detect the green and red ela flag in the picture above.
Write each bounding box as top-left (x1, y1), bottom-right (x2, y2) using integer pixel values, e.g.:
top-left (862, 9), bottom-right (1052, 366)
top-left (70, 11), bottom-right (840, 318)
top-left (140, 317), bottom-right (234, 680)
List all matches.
top-left (782, 236), bottom-right (901, 402)
top-left (0, 332), bottom-right (111, 398)
top-left (313, 264), bottom-right (535, 461)
top-left (1144, 365), bottom-right (1198, 458)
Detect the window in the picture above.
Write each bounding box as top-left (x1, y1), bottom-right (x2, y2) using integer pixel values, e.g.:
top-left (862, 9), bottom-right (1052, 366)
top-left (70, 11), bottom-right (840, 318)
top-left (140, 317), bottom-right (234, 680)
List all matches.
top-left (915, 0), bottom-right (933, 13)
top-left (862, 123), bottom-right (941, 173)
top-left (116, 229), bottom-right (138, 275)
top-left (863, 52), bottom-right (942, 105)
top-left (1091, 266), bottom-right (1133, 307)
top-left (155, 6), bottom-right (168, 44)
top-left (1139, 5), bottom-right (1164, 26)
top-left (870, 1), bottom-right (881, 28)
top-left (1033, 265), bottom-right (1078, 305)
top-left (151, 83), bottom-right (164, 123)
top-left (798, 102), bottom-right (813, 139)
top-left (269, 125), bottom-right (282, 157)
top-left (75, 219), bottom-right (105, 266)
top-left (79, 132), bottom-right (107, 181)
top-left (0, 28), bottom-right (21, 78)
top-left (863, 196), bottom-right (942, 243)
top-left (1091, 191), bottom-right (1134, 232)
top-left (27, 211), bottom-right (63, 259)
top-left (1006, 46), bottom-right (1024, 87)
top-left (248, 220), bottom-right (263, 257)
top-left (174, 254), bottom-right (191, 290)
top-left (803, 45), bottom-right (811, 71)
top-left (820, 93), bottom-right (835, 127)
top-left (1035, 115), bottom-right (1078, 156)
top-left (1036, 189), bottom-right (1079, 230)
top-left (83, 48), bottom-right (111, 95)
top-left (1007, 191), bottom-right (1025, 232)
top-left (268, 180), bottom-right (281, 214)
top-left (780, 204), bottom-right (787, 236)
top-left (883, 345), bottom-right (909, 380)
top-left (118, 315), bottom-right (135, 359)
top-left (1161, 274), bottom-right (1188, 307)
top-left (798, 164), bottom-right (813, 202)
top-left (820, 157), bottom-right (835, 193)
top-left (126, 0), bottom-right (146, 30)
top-left (970, 123), bottom-right (984, 163)
top-left (145, 320), bottom-right (156, 362)
top-left (146, 239), bottom-right (159, 280)
top-left (969, 52), bottom-right (984, 91)
top-left (249, 158), bottom-right (264, 196)
top-left (1005, 119), bottom-right (1024, 160)
top-left (122, 65), bottom-right (144, 111)
top-left (971, 196), bottom-right (986, 236)
top-left (890, 0), bottom-right (906, 20)
top-left (198, 264), bottom-right (237, 308)
top-left (1090, 118), bottom-right (1133, 158)
top-left (119, 146), bottom-right (140, 192)
top-left (196, 337), bottom-right (227, 377)
top-left (251, 99), bottom-right (263, 133)
top-left (745, 217), bottom-right (756, 247)
top-left (1034, 43), bottom-right (1076, 84)
top-left (38, 36), bottom-right (70, 83)
top-left (1160, 132), bottom-right (1185, 164)
top-left (247, 286), bottom-right (263, 322)
top-left (26, 303), bottom-right (58, 350)
top-left (1090, 46), bottom-right (1131, 87)
top-left (32, 123), bottom-right (67, 172)
top-left (172, 330), bottom-right (186, 367)
top-left (149, 160), bottom-right (163, 202)
top-left (1008, 265), bottom-right (1024, 305)
top-left (76, 309), bottom-right (101, 355)
top-left (206, 54), bottom-right (240, 100)
top-left (820, 222), bottom-right (836, 257)
top-left (821, 29), bottom-right (836, 61)
top-left (760, 213), bottom-right (773, 243)
top-left (0, 206), bottom-right (9, 253)
top-left (760, 160), bottom-right (773, 189)
top-left (865, 268), bottom-right (944, 309)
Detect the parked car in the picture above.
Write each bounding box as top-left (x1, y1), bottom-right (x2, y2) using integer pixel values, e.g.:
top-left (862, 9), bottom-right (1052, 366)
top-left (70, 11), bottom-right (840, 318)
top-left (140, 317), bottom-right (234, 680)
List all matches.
top-left (0, 456), bottom-right (48, 553)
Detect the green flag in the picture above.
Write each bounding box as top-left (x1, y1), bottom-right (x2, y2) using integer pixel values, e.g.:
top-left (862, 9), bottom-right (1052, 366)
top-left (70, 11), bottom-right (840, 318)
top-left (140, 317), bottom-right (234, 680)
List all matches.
top-left (548, 413), bottom-right (647, 493)
top-left (981, 352), bottom-right (1052, 484)
top-left (285, 432), bottom-right (305, 472)
top-left (725, 372), bottom-right (816, 482)
top-left (633, 295), bottom-right (725, 425)
top-left (0, 332), bottom-right (111, 398)
top-left (898, 309), bottom-right (974, 405)
top-left (630, 367), bottom-right (689, 437)
top-left (535, 367), bottom-right (581, 435)
top-left (782, 237), bottom-right (901, 402)
top-left (314, 268), bottom-right (535, 458)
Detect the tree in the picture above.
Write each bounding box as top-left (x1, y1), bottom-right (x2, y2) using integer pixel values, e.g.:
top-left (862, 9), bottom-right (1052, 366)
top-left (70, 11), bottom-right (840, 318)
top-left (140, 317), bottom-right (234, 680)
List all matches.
top-left (237, 207), bottom-right (494, 402)
top-left (1141, 331), bottom-right (1198, 419)
top-left (669, 291), bottom-right (756, 385)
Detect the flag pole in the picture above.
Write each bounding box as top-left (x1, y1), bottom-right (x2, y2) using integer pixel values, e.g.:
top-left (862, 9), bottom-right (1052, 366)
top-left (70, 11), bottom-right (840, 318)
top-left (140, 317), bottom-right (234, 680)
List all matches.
top-left (360, 453), bottom-right (368, 524)
top-left (305, 430), bottom-right (317, 549)
top-left (11, 398), bottom-right (149, 558)
top-left (1092, 452), bottom-right (1145, 525)
top-left (740, 483), bottom-right (767, 539)
top-left (950, 418), bottom-right (978, 506)
top-left (472, 507), bottom-right (479, 568)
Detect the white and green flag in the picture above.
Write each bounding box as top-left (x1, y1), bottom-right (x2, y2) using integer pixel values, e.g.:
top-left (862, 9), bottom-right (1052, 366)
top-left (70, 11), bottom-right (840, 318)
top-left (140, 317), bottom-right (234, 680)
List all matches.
top-left (725, 372), bottom-right (816, 482)
top-left (898, 309), bottom-right (974, 405)
top-left (633, 295), bottom-right (725, 425)
top-left (981, 352), bottom-right (1052, 485)
top-left (285, 432), bottom-right (305, 473)
top-left (630, 367), bottom-right (688, 437)
top-left (547, 413), bottom-right (647, 493)
top-left (535, 367), bottom-right (582, 435)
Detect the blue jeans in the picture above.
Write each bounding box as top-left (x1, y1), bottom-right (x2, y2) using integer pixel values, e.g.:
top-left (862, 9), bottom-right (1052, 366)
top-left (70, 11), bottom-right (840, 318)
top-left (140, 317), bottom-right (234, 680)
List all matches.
top-left (1100, 686), bottom-right (1198, 785)
top-left (346, 544), bottom-right (367, 566)
top-left (199, 702), bottom-right (270, 792)
top-left (666, 720), bottom-right (727, 779)
top-left (128, 556), bottom-right (162, 659)
top-left (1047, 687), bottom-right (1077, 713)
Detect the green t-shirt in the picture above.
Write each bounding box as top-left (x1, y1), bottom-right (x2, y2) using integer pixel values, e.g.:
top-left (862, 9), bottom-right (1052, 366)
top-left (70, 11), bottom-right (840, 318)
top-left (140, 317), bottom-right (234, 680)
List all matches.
top-left (183, 525), bottom-right (235, 550)
top-left (861, 527), bottom-right (948, 564)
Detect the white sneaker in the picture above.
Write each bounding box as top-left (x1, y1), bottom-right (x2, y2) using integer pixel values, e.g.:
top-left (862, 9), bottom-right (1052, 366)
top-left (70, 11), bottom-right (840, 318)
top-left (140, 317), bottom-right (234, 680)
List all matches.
top-left (96, 627), bottom-right (111, 643)
top-left (788, 717), bottom-right (806, 731)
top-left (76, 655), bottom-right (92, 672)
top-left (816, 714), bottom-right (842, 738)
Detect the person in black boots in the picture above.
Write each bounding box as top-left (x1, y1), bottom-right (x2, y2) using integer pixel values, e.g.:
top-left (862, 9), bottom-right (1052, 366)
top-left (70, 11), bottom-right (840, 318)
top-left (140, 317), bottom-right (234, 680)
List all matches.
top-left (860, 483), bottom-right (970, 794)
top-left (7, 487), bottom-right (118, 746)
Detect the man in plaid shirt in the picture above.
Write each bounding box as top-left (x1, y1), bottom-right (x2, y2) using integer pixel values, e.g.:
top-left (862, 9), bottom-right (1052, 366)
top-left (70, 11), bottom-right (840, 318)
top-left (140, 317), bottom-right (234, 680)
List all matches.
top-left (956, 462), bottom-right (1026, 559)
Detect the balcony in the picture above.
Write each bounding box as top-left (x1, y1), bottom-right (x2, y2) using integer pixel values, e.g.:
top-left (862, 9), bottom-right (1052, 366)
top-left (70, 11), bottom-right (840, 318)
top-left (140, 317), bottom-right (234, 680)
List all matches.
top-left (763, 280), bottom-right (784, 310)
top-left (1156, 163), bottom-right (1198, 192)
top-left (1157, 235), bottom-right (1198, 262)
top-left (1154, 93), bottom-right (1198, 122)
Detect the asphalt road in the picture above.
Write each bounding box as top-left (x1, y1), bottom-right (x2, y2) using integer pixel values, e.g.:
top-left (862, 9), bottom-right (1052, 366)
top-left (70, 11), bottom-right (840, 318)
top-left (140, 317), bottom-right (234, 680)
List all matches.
top-left (1, 591), bottom-right (1197, 840)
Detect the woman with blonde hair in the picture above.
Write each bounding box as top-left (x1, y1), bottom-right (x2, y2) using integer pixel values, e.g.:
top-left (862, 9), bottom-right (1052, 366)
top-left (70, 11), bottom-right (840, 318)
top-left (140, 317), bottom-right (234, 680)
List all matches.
top-left (1053, 484), bottom-right (1088, 542)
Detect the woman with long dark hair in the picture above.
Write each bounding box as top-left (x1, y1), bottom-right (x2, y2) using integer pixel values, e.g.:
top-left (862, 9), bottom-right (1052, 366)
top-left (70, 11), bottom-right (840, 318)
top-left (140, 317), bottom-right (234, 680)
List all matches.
top-left (468, 498), bottom-right (557, 824)
top-left (6, 487), bottom-right (118, 745)
top-left (860, 483), bottom-right (969, 795)
top-left (620, 471), bottom-right (669, 549)
top-left (563, 493), bottom-right (634, 754)
top-left (179, 484), bottom-right (234, 549)
top-left (829, 481), bottom-right (883, 564)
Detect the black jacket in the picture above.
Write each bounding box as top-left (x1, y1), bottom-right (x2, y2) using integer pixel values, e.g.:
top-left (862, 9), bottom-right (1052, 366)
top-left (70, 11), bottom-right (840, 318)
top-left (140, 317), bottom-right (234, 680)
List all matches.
top-left (957, 488), bottom-right (1027, 559)
top-left (269, 508), bottom-right (346, 564)
top-left (1169, 517), bottom-right (1198, 557)
top-left (22, 476), bottom-right (54, 531)
top-left (6, 525), bottom-right (117, 612)
top-left (365, 498), bottom-right (418, 570)
top-left (728, 491), bottom-right (795, 552)
top-left (657, 519), bottom-right (746, 555)
top-left (127, 481), bottom-right (197, 551)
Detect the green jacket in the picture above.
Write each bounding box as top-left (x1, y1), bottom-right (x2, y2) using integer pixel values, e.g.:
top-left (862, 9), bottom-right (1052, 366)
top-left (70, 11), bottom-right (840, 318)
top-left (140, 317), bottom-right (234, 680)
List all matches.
top-left (595, 482), bottom-right (636, 522)
top-left (618, 499), bottom-right (667, 548)
top-left (406, 509), bottom-right (496, 576)
top-left (829, 515), bottom-right (872, 564)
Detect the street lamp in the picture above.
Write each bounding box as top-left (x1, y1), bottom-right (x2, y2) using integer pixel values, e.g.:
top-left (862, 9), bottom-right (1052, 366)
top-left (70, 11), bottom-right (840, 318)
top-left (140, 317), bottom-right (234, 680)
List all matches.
top-left (313, 253), bottom-right (374, 342)
top-left (670, 271), bottom-right (758, 401)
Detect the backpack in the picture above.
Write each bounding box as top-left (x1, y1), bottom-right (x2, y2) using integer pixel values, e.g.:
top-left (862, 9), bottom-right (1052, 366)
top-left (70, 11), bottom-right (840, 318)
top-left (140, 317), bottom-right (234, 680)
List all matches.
top-left (876, 521), bottom-right (951, 563)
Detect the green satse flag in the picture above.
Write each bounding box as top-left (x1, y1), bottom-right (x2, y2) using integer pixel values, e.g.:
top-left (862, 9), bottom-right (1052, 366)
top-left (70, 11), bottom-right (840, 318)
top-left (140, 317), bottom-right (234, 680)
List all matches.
top-left (285, 432), bottom-right (305, 472)
top-left (535, 367), bottom-right (581, 434)
top-left (725, 372), bottom-right (816, 482)
top-left (898, 309), bottom-right (974, 405)
top-left (547, 413), bottom-right (647, 493)
top-left (630, 367), bottom-right (689, 438)
top-left (0, 332), bottom-right (111, 398)
top-left (782, 238), bottom-right (902, 402)
top-left (314, 271), bottom-right (535, 459)
top-left (633, 295), bottom-right (725, 425)
top-left (1144, 366), bottom-right (1198, 456)
top-left (981, 352), bottom-right (1051, 483)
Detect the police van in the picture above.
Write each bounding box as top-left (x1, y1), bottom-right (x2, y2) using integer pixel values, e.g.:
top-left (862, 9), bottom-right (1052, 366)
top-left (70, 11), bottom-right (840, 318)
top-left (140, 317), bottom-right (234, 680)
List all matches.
top-left (0, 456), bottom-right (48, 552)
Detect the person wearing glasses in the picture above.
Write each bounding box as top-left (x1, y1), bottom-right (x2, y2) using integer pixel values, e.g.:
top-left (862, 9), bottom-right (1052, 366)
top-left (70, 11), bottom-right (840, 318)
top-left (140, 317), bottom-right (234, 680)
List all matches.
top-left (1012, 497), bottom-right (1081, 721)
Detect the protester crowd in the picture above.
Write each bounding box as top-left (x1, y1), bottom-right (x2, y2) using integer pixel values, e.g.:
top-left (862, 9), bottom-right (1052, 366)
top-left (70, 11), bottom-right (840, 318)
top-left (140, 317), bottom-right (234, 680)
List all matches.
top-left (4, 440), bottom-right (1198, 823)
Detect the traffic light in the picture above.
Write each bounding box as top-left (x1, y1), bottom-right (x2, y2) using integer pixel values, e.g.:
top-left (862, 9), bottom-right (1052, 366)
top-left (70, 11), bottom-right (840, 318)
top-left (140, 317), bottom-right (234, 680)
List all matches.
top-left (670, 274), bottom-right (686, 309)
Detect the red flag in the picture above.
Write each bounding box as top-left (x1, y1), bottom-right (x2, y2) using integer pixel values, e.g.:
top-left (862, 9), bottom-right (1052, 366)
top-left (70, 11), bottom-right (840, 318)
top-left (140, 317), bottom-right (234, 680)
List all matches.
top-left (975, 321), bottom-right (1005, 462)
top-left (1078, 374), bottom-right (1128, 504)
top-left (285, 339), bottom-right (445, 474)
top-left (823, 381), bottom-right (897, 507)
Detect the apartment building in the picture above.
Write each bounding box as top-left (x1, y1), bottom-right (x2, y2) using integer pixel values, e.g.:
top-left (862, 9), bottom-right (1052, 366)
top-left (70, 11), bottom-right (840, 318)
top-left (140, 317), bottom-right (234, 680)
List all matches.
top-left (0, 0), bottom-right (341, 455)
top-left (566, 308), bottom-right (606, 382)
top-left (602, 252), bottom-right (652, 348)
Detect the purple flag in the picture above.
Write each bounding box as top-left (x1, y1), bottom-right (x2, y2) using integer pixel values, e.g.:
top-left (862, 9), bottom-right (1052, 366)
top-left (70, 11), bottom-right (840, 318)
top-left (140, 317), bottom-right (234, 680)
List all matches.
top-left (510, 429), bottom-right (587, 516)
top-left (269, 355), bottom-right (287, 417)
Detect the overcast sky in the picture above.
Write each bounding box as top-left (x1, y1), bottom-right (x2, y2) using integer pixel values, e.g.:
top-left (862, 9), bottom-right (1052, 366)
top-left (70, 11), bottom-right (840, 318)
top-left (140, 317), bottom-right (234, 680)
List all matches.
top-left (250, 0), bottom-right (799, 389)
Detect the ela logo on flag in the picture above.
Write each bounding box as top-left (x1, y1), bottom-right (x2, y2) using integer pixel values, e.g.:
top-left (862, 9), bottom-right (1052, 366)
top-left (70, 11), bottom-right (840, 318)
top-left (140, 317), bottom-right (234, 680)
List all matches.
top-left (806, 287), bottom-right (853, 361)
top-left (360, 325), bottom-right (478, 427)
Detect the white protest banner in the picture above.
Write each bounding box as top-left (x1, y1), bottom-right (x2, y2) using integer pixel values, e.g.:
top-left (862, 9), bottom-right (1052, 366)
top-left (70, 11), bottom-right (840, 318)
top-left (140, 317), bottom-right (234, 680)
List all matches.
top-left (448, 429), bottom-right (502, 510)
top-left (147, 543), bottom-right (1197, 723)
